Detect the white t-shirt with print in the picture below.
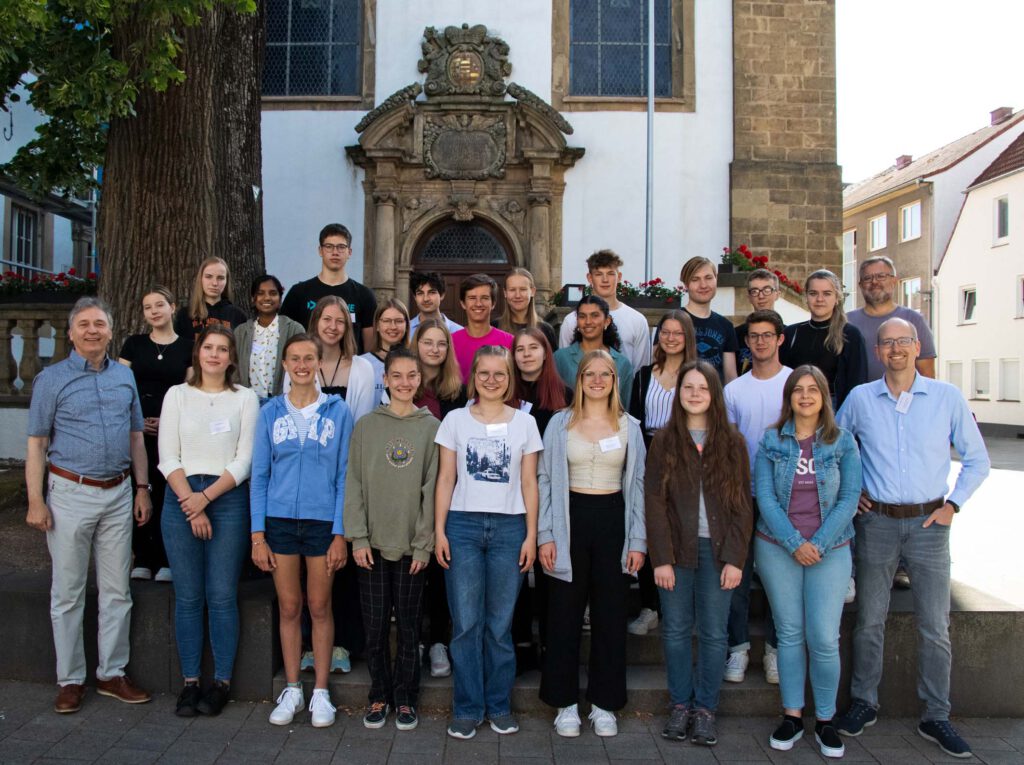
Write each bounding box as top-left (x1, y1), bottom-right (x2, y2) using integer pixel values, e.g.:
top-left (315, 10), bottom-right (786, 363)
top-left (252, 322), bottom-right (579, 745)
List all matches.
top-left (435, 407), bottom-right (543, 515)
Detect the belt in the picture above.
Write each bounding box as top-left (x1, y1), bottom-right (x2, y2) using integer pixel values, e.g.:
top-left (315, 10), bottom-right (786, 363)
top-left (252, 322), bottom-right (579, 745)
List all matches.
top-left (49, 465), bottom-right (131, 490)
top-left (873, 498), bottom-right (944, 519)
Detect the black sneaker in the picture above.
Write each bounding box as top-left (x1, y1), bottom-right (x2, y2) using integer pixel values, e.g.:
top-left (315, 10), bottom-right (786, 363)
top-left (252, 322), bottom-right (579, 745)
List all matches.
top-left (815, 720), bottom-right (845, 759)
top-left (835, 699), bottom-right (877, 736)
top-left (395, 705), bottom-right (418, 731)
top-left (918, 720), bottom-right (972, 759)
top-left (661, 703), bottom-right (690, 741)
top-left (363, 701), bottom-right (389, 729)
top-left (175, 683), bottom-right (201, 718)
top-left (196, 681), bottom-right (230, 716)
top-left (769, 716), bottom-right (804, 751)
top-left (690, 708), bottom-right (717, 746)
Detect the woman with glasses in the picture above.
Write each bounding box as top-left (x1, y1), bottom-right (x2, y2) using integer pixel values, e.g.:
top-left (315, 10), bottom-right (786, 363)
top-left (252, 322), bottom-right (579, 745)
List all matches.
top-left (538, 350), bottom-right (646, 739)
top-left (361, 298), bottom-right (411, 407)
top-left (434, 346), bottom-right (542, 740)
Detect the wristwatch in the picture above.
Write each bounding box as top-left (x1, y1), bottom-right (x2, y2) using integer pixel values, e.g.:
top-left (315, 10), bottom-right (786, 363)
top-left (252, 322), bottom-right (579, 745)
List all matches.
top-left (136, 483), bottom-right (153, 492)
top-left (946, 499), bottom-right (960, 513)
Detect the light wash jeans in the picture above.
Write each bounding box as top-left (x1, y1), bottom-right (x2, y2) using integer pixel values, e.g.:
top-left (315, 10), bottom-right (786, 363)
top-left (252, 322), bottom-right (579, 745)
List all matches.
top-left (46, 473), bottom-right (134, 686)
top-left (658, 538), bottom-right (733, 711)
top-left (851, 511), bottom-right (953, 721)
top-left (755, 537), bottom-right (850, 719)
top-left (443, 511), bottom-right (525, 720)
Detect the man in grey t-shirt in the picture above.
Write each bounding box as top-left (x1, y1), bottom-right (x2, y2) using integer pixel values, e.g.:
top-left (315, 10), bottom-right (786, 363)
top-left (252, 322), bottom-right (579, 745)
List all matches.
top-left (847, 256), bottom-right (936, 381)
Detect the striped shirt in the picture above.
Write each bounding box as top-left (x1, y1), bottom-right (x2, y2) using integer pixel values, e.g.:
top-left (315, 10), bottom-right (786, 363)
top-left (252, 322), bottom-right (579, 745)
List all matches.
top-left (285, 392), bottom-right (328, 445)
top-left (643, 379), bottom-right (675, 433)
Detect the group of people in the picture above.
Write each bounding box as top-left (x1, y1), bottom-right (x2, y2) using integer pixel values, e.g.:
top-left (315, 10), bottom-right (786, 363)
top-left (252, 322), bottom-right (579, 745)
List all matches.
top-left (25, 224), bottom-right (989, 760)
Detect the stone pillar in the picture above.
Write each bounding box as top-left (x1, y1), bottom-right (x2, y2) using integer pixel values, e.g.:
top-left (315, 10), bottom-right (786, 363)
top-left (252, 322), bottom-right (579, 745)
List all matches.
top-left (0, 318), bottom-right (16, 395)
top-left (17, 318), bottom-right (42, 396)
top-left (730, 0), bottom-right (842, 283)
top-left (372, 190), bottom-right (398, 300)
top-left (527, 192), bottom-right (552, 299)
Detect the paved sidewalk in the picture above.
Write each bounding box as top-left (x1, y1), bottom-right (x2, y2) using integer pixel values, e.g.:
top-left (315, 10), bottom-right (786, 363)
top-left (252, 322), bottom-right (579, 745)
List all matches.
top-left (0, 682), bottom-right (1022, 764)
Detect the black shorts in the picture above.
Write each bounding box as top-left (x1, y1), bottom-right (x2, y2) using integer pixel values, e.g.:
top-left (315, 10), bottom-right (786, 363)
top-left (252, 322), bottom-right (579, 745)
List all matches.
top-left (265, 517), bottom-right (334, 557)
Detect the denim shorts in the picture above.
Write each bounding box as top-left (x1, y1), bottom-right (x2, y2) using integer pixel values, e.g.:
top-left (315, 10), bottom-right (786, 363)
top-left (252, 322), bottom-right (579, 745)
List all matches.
top-left (265, 517), bottom-right (334, 557)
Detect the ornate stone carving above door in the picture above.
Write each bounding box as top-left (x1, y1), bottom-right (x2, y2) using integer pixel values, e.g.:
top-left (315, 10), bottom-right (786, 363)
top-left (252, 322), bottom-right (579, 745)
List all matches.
top-left (347, 24), bottom-right (584, 310)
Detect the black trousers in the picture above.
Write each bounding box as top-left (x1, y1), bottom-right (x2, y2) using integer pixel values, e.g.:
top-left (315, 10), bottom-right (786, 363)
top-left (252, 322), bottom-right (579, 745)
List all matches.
top-left (541, 492), bottom-right (629, 711)
top-left (511, 559), bottom-right (549, 648)
top-left (332, 541), bottom-right (366, 656)
top-left (424, 558), bottom-right (450, 645)
top-left (358, 553), bottom-right (426, 707)
top-left (132, 435), bottom-right (168, 571)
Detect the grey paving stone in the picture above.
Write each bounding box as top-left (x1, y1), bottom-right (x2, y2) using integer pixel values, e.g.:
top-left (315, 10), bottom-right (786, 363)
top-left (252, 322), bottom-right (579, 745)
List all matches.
top-left (97, 747), bottom-right (164, 764)
top-left (973, 752), bottom-right (1024, 765)
top-left (551, 741), bottom-right (610, 764)
top-left (702, 732), bottom-right (766, 760)
top-left (498, 730), bottom-right (552, 758)
top-left (116, 724), bottom-right (182, 752)
top-left (601, 732), bottom-right (663, 760)
top-left (154, 739), bottom-right (226, 765)
top-left (0, 736), bottom-right (61, 764)
top-left (858, 733), bottom-right (920, 752)
top-left (8, 719), bottom-right (78, 742)
top-left (494, 757), bottom-right (552, 765)
top-left (442, 741), bottom-right (499, 765)
top-left (331, 738), bottom-right (391, 765)
top-left (385, 751), bottom-right (444, 765)
top-left (179, 721), bottom-right (246, 744)
top-left (871, 751), bottom-right (931, 765)
top-left (281, 724), bottom-right (343, 751)
top-left (607, 760), bottom-right (664, 765)
top-left (274, 748), bottom-right (336, 764)
top-left (44, 729), bottom-right (124, 760)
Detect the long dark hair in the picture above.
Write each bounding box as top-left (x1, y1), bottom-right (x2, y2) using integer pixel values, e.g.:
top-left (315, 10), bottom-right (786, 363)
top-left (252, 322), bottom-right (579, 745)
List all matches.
top-left (571, 294), bottom-right (622, 351)
top-left (512, 326), bottom-right (569, 412)
top-left (658, 360), bottom-right (748, 511)
top-left (773, 365), bottom-right (840, 444)
top-left (652, 309), bottom-right (697, 370)
top-left (188, 326), bottom-right (239, 391)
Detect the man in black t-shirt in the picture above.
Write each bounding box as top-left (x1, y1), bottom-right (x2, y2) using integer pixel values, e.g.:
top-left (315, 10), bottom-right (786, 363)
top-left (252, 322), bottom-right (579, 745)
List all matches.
top-left (681, 256), bottom-right (739, 383)
top-left (280, 223), bottom-right (377, 354)
top-left (735, 268), bottom-right (785, 376)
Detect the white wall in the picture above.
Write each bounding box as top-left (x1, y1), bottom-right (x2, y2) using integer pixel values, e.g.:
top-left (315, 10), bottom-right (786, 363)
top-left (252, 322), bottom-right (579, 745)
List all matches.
top-left (935, 171), bottom-right (1024, 427)
top-left (0, 79), bottom-right (45, 166)
top-left (260, 0), bottom-right (734, 292)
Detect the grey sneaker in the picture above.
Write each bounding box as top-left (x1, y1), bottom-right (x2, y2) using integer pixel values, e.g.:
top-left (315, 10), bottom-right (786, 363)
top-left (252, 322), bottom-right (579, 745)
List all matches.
top-left (690, 708), bottom-right (718, 746)
top-left (488, 713), bottom-right (519, 734)
top-left (661, 703), bottom-right (691, 741)
top-left (447, 718), bottom-right (480, 740)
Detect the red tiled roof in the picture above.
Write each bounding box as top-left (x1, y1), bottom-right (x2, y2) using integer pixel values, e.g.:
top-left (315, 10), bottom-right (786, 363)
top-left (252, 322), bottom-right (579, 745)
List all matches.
top-left (970, 130), bottom-right (1024, 188)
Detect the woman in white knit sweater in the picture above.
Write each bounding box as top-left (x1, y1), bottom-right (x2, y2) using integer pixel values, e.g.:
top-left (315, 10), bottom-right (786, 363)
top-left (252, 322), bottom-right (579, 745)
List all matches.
top-left (158, 326), bottom-right (259, 718)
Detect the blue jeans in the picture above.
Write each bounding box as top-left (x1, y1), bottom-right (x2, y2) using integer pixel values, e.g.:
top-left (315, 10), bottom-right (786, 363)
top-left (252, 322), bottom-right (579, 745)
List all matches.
top-left (755, 537), bottom-right (850, 719)
top-left (444, 511), bottom-right (525, 720)
top-left (658, 538), bottom-right (734, 711)
top-left (161, 476), bottom-right (250, 681)
top-left (851, 512), bottom-right (952, 721)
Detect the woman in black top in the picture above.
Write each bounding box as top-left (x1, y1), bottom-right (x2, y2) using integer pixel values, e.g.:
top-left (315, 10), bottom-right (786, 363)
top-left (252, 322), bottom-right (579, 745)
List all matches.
top-left (173, 256), bottom-right (248, 343)
top-left (118, 286), bottom-right (192, 581)
top-left (496, 268), bottom-right (558, 351)
top-left (780, 270), bottom-right (868, 409)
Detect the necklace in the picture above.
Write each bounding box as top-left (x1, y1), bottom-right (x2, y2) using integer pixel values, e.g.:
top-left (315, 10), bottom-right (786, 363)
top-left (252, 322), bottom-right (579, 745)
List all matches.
top-left (150, 332), bottom-right (177, 360)
top-left (319, 355), bottom-right (344, 388)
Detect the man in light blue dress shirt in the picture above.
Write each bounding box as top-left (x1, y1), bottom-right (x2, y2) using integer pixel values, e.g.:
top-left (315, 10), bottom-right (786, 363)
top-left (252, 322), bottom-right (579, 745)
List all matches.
top-left (833, 318), bottom-right (990, 759)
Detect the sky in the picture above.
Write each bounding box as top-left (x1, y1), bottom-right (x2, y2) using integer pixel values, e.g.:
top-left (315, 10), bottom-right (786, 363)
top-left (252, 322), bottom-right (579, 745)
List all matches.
top-left (836, 0), bottom-right (1024, 183)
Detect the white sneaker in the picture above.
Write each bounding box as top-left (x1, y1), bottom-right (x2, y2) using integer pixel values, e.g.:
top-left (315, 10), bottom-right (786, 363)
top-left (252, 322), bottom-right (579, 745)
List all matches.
top-left (429, 643), bottom-right (451, 678)
top-left (627, 608), bottom-right (659, 636)
top-left (724, 650), bottom-right (749, 683)
top-left (554, 704), bottom-right (581, 737)
top-left (130, 567), bottom-right (152, 580)
top-left (764, 649), bottom-right (779, 685)
top-left (268, 686), bottom-right (304, 725)
top-left (154, 567), bottom-right (173, 583)
top-left (845, 577), bottom-right (856, 604)
top-left (308, 689), bottom-right (336, 728)
top-left (588, 705), bottom-right (617, 737)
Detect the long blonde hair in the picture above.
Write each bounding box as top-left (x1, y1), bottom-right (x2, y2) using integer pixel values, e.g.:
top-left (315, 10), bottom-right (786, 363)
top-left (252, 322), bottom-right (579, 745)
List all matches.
top-left (804, 269), bottom-right (848, 355)
top-left (188, 257), bottom-right (233, 322)
top-left (466, 345), bottom-right (515, 403)
top-left (567, 350), bottom-right (624, 429)
top-left (411, 319), bottom-right (463, 400)
top-left (498, 267), bottom-right (541, 333)
top-left (308, 295), bottom-right (357, 360)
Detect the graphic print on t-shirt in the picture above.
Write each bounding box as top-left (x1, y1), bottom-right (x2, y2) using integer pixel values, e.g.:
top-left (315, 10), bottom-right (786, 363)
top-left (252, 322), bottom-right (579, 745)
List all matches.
top-left (795, 453), bottom-right (815, 477)
top-left (466, 437), bottom-right (511, 483)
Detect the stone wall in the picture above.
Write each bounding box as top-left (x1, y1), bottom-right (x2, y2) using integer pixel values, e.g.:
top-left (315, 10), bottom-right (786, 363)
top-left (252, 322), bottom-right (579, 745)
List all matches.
top-left (730, 0), bottom-right (842, 282)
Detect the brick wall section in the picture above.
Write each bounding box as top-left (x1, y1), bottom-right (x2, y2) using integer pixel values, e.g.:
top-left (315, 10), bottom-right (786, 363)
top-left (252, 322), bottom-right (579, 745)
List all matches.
top-left (730, 0), bottom-right (842, 284)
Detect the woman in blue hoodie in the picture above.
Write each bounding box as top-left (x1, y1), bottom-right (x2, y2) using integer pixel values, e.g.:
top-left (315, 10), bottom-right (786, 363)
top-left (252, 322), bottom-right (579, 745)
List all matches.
top-left (250, 334), bottom-right (355, 728)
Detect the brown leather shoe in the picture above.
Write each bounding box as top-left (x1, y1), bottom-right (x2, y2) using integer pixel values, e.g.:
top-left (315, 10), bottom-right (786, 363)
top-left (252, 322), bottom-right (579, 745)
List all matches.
top-left (54, 684), bottom-right (85, 714)
top-left (95, 675), bottom-right (152, 704)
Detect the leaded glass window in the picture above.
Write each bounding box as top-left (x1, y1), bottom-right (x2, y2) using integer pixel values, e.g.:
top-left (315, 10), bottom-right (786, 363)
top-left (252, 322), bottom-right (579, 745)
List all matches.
top-left (263, 0), bottom-right (362, 96)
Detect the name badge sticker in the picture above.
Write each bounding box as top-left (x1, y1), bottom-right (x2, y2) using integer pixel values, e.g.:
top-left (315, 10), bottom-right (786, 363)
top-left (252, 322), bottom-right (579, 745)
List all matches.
top-left (486, 422), bottom-right (509, 437)
top-left (895, 391), bottom-right (913, 414)
top-left (209, 419), bottom-right (232, 435)
top-left (599, 436), bottom-right (622, 453)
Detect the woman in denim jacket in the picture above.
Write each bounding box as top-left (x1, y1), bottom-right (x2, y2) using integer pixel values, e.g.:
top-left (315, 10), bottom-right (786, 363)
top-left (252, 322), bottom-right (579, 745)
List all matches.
top-left (754, 365), bottom-right (861, 759)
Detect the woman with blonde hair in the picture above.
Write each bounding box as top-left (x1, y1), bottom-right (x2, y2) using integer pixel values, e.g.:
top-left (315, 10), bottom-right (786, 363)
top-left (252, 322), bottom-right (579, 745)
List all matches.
top-left (780, 270), bottom-right (867, 409)
top-left (412, 319), bottom-right (467, 420)
top-left (538, 350), bottom-right (647, 738)
top-left (174, 257), bottom-right (248, 343)
top-left (497, 268), bottom-right (557, 350)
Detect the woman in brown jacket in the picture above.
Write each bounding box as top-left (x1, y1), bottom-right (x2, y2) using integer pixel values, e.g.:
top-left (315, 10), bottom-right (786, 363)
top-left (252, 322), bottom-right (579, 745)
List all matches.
top-left (645, 360), bottom-right (753, 748)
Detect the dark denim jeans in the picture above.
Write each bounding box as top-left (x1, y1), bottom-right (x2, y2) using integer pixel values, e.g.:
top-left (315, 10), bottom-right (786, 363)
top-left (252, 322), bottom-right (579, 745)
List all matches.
top-left (444, 511), bottom-right (525, 720)
top-left (161, 475), bottom-right (250, 681)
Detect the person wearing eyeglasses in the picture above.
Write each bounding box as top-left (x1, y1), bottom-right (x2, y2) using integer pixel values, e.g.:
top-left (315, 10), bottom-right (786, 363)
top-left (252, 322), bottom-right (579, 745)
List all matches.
top-left (736, 269), bottom-right (784, 376)
top-left (280, 223), bottom-right (377, 354)
top-left (847, 256), bottom-right (936, 382)
top-left (833, 318), bottom-right (990, 760)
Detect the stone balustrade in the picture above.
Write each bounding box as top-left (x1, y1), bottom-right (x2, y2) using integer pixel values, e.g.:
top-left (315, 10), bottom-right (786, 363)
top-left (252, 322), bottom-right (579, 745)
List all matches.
top-left (0, 301), bottom-right (70, 399)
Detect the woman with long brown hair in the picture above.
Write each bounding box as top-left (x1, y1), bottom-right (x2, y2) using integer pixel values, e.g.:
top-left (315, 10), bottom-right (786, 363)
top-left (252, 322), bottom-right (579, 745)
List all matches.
top-left (361, 298), bottom-right (411, 407)
top-left (645, 360), bottom-right (752, 747)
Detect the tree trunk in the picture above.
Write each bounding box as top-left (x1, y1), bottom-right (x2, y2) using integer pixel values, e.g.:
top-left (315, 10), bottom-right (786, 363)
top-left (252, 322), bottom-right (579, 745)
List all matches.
top-left (99, 2), bottom-right (265, 345)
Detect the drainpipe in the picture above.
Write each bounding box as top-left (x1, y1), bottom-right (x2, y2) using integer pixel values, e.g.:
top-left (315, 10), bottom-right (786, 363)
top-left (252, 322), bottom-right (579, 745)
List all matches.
top-left (644, 0), bottom-right (655, 282)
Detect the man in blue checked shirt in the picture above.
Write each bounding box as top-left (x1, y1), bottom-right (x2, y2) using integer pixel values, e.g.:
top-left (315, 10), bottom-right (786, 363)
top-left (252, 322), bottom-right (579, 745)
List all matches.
top-left (833, 317), bottom-right (990, 760)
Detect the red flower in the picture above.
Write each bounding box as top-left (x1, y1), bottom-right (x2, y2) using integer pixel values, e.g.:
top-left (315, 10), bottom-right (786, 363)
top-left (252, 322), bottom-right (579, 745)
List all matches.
top-left (739, 244), bottom-right (750, 253)
top-left (67, 268), bottom-right (77, 276)
top-left (723, 247), bottom-right (731, 253)
top-left (743, 250), bottom-right (752, 259)
top-left (773, 269), bottom-right (782, 276)
top-left (87, 272), bottom-right (97, 279)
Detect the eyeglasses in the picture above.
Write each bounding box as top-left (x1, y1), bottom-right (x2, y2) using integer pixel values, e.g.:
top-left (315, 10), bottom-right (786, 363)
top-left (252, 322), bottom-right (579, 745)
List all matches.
top-left (379, 318), bottom-right (405, 326)
top-left (582, 370), bottom-right (614, 380)
top-left (747, 287), bottom-right (778, 297)
top-left (419, 340), bottom-right (448, 350)
top-left (475, 371), bottom-right (508, 381)
top-left (877, 336), bottom-right (915, 348)
top-left (748, 331), bottom-right (778, 343)
top-left (659, 330), bottom-right (686, 340)
top-left (320, 243), bottom-right (351, 253)
top-left (860, 273), bottom-right (894, 284)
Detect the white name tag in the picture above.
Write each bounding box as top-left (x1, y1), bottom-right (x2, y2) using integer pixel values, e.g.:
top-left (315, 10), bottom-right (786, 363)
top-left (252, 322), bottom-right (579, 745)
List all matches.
top-left (599, 436), bottom-right (622, 453)
top-left (895, 391), bottom-right (913, 414)
top-left (209, 418), bottom-right (232, 435)
top-left (350, 312), bottom-right (357, 325)
top-left (486, 422), bottom-right (508, 437)
top-left (519, 401), bottom-right (533, 414)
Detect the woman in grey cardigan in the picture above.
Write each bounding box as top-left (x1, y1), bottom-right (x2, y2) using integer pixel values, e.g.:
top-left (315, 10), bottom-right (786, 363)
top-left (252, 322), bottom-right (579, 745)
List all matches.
top-left (234, 275), bottom-right (305, 402)
top-left (537, 350), bottom-right (647, 739)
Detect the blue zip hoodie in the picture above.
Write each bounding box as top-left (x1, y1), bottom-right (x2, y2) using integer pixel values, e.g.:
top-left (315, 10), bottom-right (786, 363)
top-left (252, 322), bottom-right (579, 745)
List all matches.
top-left (250, 393), bottom-right (355, 536)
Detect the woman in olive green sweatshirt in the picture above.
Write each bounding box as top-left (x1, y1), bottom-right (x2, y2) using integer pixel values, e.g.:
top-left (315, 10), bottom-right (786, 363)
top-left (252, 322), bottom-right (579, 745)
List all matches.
top-left (344, 347), bottom-right (440, 732)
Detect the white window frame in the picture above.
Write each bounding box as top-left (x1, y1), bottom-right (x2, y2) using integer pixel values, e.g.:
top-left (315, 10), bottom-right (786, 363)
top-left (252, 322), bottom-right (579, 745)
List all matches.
top-left (868, 214), bottom-right (887, 251)
top-left (946, 361), bottom-right (964, 395)
top-left (899, 201), bottom-right (921, 242)
top-left (842, 228), bottom-right (857, 311)
top-left (1017, 275), bottom-right (1024, 318)
top-left (994, 195), bottom-right (1009, 245)
top-left (998, 358), bottom-right (1021, 402)
top-left (959, 286), bottom-right (977, 325)
top-left (900, 276), bottom-right (922, 312)
top-left (970, 359), bottom-right (991, 400)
